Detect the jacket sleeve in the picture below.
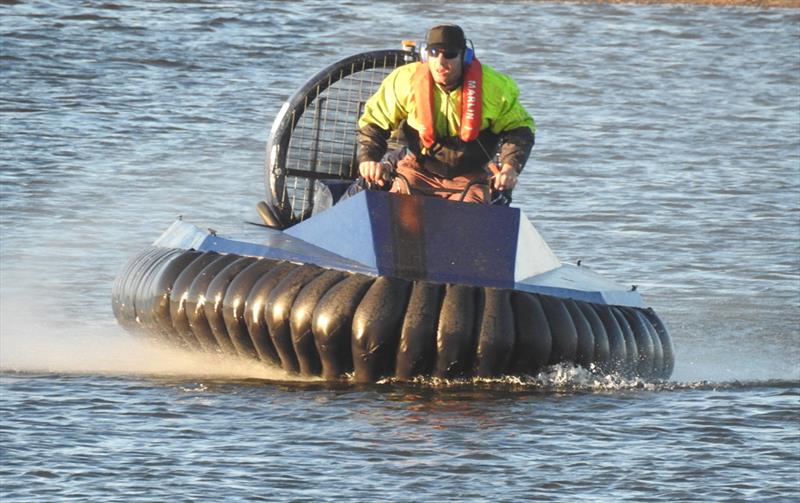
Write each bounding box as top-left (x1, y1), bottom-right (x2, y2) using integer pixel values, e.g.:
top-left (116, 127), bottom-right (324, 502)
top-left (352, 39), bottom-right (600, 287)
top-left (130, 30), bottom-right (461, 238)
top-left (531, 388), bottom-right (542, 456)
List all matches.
top-left (498, 127), bottom-right (535, 173)
top-left (356, 66), bottom-right (411, 163)
top-left (484, 68), bottom-right (536, 172)
top-left (357, 123), bottom-right (391, 164)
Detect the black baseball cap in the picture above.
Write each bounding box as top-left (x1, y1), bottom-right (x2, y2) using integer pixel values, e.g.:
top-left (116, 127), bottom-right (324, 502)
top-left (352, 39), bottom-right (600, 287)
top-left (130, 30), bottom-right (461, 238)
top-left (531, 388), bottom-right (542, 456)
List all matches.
top-left (426, 24), bottom-right (467, 50)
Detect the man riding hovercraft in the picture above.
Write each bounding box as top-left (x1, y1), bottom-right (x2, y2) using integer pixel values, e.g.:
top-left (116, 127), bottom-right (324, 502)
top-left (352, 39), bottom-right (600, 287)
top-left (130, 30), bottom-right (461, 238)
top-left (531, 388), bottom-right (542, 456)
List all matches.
top-left (356, 24), bottom-right (535, 205)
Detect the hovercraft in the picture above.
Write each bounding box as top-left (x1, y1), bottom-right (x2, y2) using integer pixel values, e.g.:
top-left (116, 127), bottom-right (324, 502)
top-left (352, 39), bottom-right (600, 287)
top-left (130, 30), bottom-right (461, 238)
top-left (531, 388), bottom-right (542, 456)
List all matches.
top-left (112, 47), bottom-right (674, 382)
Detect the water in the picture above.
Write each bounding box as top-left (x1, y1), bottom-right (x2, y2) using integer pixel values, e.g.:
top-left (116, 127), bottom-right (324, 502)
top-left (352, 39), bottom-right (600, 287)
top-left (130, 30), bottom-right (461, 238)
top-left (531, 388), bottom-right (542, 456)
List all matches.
top-left (1, 1), bottom-right (798, 501)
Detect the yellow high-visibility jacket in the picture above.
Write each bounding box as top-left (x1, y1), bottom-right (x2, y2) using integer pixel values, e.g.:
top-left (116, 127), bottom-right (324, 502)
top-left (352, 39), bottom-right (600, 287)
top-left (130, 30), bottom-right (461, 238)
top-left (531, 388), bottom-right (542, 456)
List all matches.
top-left (357, 61), bottom-right (535, 177)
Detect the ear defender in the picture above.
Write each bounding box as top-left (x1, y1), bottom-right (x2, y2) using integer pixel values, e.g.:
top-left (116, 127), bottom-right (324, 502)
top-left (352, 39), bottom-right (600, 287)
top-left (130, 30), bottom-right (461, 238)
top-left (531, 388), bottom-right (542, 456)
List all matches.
top-left (463, 46), bottom-right (474, 66)
top-left (419, 27), bottom-right (474, 65)
top-left (421, 45), bottom-right (475, 65)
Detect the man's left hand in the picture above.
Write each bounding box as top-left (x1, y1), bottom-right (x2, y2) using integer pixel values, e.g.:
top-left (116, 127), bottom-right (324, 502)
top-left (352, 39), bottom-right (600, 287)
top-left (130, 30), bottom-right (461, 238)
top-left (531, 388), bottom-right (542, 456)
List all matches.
top-left (492, 164), bottom-right (519, 191)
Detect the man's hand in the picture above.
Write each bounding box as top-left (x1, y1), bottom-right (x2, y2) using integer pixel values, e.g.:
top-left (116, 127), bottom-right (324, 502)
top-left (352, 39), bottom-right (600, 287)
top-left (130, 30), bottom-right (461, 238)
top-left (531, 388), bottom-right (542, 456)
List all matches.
top-left (492, 164), bottom-right (519, 191)
top-left (359, 160), bottom-right (388, 187)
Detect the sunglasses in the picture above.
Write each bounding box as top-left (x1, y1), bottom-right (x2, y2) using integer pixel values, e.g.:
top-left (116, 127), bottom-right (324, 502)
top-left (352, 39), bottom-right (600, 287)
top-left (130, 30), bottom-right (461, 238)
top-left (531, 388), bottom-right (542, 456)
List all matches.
top-left (427, 47), bottom-right (460, 60)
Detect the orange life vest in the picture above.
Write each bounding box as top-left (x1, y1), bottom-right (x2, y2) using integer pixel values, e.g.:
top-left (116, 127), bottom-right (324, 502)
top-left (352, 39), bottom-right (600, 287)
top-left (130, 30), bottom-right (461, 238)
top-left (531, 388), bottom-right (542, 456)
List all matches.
top-left (412, 59), bottom-right (483, 149)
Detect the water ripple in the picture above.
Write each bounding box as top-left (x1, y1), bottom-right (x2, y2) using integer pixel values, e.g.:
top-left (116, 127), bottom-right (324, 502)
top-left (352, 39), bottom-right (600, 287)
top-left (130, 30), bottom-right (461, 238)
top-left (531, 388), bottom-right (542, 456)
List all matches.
top-left (1, 0), bottom-right (799, 501)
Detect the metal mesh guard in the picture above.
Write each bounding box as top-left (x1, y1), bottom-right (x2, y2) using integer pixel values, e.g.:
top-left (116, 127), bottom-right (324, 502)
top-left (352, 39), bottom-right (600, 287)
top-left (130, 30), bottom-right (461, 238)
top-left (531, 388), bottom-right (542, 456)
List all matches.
top-left (265, 49), bottom-right (418, 227)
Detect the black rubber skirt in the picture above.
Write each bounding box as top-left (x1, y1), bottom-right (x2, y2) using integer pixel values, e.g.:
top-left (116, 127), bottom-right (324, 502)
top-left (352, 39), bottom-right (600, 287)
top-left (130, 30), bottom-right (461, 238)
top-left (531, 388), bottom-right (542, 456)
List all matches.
top-left (112, 247), bottom-right (674, 382)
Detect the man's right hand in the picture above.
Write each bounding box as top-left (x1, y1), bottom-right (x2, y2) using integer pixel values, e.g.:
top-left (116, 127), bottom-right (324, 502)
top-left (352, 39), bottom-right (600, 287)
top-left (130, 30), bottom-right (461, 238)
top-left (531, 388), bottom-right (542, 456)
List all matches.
top-left (359, 160), bottom-right (387, 187)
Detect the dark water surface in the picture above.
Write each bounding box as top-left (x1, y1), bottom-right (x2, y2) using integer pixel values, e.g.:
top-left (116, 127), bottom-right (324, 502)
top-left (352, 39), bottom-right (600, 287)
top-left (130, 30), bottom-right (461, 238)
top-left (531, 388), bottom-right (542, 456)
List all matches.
top-left (1, 1), bottom-right (798, 501)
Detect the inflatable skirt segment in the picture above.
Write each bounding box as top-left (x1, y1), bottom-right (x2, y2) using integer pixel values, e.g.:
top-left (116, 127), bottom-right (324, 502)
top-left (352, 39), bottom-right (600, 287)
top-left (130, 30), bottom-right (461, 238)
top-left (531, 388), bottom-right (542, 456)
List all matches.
top-left (112, 245), bottom-right (674, 382)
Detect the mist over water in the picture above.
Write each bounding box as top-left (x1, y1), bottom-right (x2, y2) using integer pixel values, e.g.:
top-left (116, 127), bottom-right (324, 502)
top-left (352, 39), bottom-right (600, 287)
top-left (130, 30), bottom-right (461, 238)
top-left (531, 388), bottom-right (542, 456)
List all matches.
top-left (0, 296), bottom-right (290, 380)
top-left (1, 1), bottom-right (798, 501)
